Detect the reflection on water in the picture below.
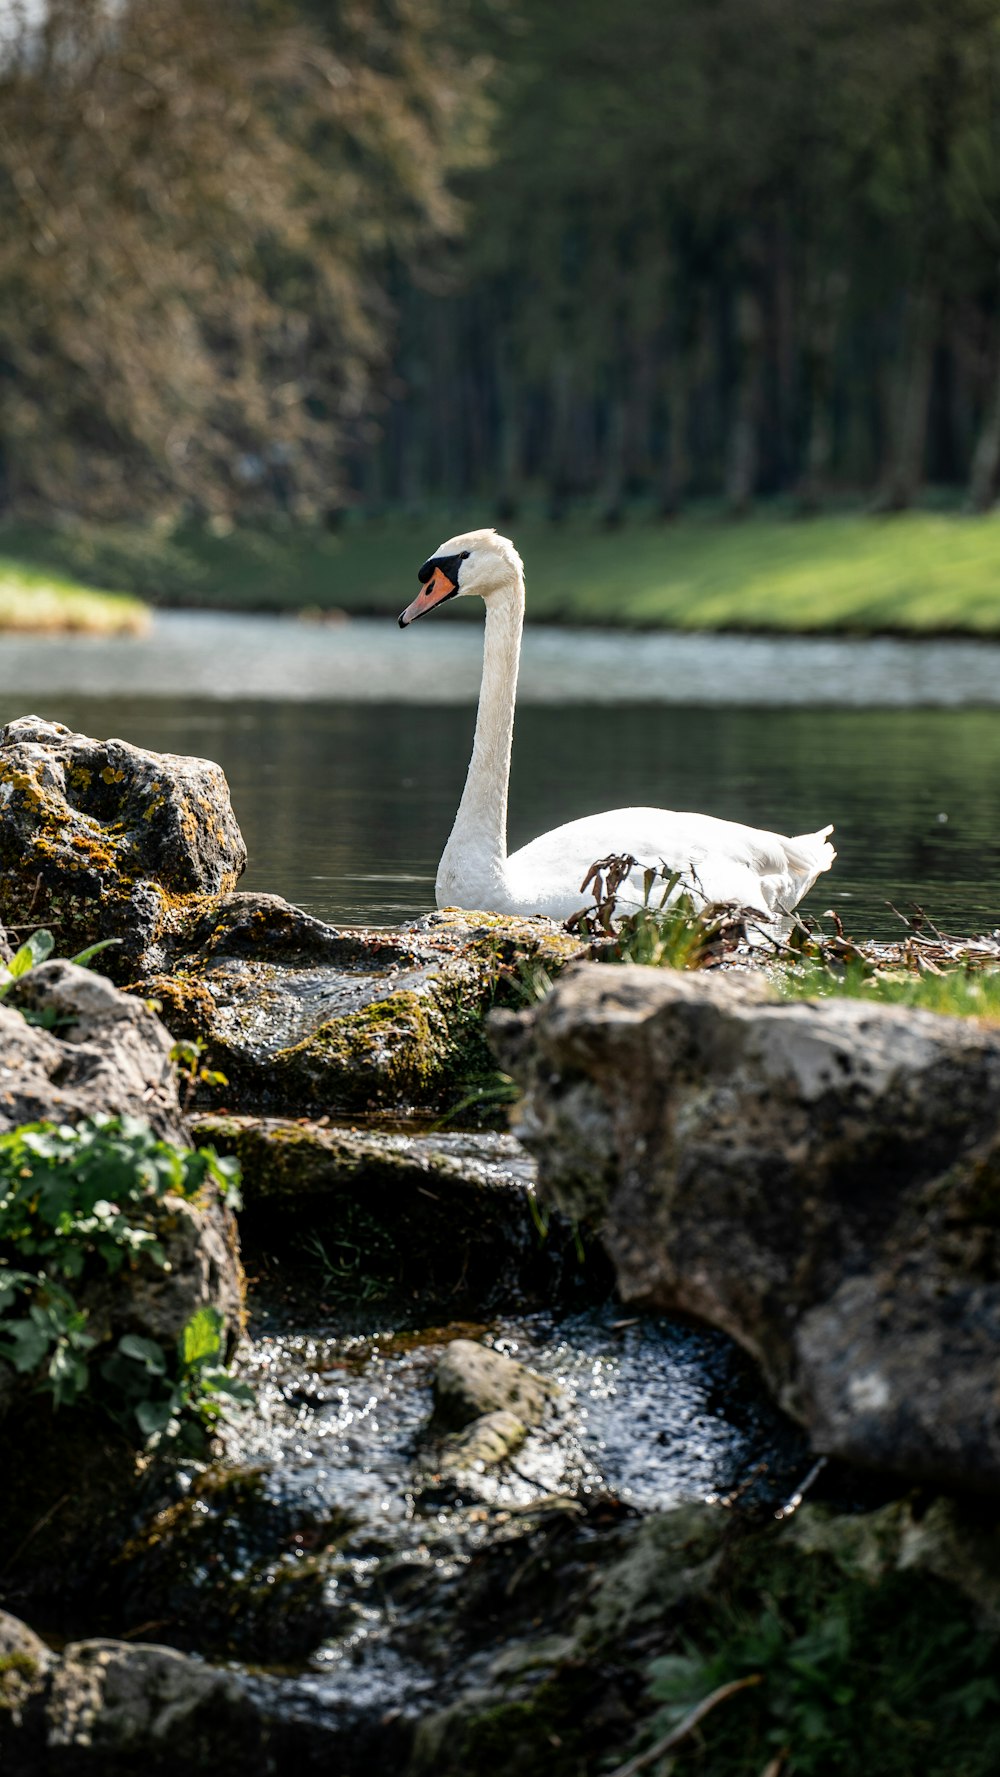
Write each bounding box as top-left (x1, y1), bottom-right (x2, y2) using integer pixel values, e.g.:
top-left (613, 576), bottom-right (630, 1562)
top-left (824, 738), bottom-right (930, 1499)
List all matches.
top-left (4, 692), bottom-right (998, 939)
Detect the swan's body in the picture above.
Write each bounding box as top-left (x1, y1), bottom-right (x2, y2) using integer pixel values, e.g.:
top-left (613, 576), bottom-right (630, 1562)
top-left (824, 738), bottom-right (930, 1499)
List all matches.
top-left (399, 530), bottom-right (835, 921)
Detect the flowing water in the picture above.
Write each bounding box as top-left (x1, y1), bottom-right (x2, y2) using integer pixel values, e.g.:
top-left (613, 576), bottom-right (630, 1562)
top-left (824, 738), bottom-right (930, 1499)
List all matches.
top-left (2, 612), bottom-right (999, 937)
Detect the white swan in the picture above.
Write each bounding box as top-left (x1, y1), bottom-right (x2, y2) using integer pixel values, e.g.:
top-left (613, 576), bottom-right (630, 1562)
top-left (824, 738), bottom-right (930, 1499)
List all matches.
top-left (398, 528), bottom-right (835, 921)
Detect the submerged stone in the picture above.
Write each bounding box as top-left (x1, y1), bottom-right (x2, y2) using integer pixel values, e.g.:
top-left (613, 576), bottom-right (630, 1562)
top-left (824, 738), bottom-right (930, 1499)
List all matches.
top-left (433, 1338), bottom-right (553, 1432)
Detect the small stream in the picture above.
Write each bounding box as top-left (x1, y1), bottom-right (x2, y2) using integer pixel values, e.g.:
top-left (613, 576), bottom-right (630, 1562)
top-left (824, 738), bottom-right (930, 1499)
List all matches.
top-left (207, 1298), bottom-right (806, 1725)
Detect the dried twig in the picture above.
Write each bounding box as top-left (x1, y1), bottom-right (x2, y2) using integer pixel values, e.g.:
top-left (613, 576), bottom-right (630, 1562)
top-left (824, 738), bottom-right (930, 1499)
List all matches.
top-left (606, 1674), bottom-right (763, 1777)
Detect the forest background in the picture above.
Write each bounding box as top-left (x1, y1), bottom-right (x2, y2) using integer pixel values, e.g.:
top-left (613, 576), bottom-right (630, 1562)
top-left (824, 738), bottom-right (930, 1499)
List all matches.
top-left (3, 0), bottom-right (1000, 627)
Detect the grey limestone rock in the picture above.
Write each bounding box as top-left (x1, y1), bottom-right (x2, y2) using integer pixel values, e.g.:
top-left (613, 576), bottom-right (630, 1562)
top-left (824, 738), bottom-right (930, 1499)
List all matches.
top-left (491, 964), bottom-right (1000, 1493)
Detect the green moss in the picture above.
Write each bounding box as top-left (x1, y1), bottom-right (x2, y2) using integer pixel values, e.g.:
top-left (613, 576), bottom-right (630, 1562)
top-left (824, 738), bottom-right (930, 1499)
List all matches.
top-left (0, 1653), bottom-right (39, 1679)
top-left (273, 985), bottom-right (461, 1113)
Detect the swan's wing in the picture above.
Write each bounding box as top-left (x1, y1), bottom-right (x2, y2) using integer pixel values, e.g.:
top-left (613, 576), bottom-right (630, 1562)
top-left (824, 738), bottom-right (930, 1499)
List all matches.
top-left (507, 808), bottom-right (835, 920)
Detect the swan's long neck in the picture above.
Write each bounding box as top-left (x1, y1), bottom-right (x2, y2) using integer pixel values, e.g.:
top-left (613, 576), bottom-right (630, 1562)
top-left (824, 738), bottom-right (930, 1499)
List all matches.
top-left (436, 571), bottom-right (524, 907)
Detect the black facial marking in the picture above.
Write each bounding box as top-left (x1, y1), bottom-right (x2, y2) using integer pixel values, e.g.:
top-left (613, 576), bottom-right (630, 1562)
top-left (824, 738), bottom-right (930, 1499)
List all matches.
top-left (417, 551), bottom-right (467, 589)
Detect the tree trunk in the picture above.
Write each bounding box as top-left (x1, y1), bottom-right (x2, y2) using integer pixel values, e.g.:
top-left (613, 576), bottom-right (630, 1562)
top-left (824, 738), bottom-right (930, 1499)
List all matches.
top-left (878, 282), bottom-right (938, 511)
top-left (547, 352), bottom-right (576, 521)
top-left (598, 390), bottom-right (628, 526)
top-left (494, 332), bottom-right (522, 521)
top-left (796, 269), bottom-right (847, 512)
top-left (967, 317), bottom-right (1000, 513)
top-left (659, 348), bottom-right (691, 517)
top-left (725, 288), bottom-right (764, 515)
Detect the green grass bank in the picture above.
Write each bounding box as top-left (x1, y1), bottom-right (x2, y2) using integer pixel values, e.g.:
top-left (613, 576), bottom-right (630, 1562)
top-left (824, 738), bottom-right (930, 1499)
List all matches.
top-left (0, 552), bottom-right (148, 635)
top-left (4, 504), bottom-right (1000, 633)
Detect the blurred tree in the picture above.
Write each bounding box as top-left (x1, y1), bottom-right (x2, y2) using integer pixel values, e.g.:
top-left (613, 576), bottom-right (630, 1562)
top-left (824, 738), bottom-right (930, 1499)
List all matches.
top-left (0, 0), bottom-right (486, 517)
top-left (373, 0), bottom-right (1000, 516)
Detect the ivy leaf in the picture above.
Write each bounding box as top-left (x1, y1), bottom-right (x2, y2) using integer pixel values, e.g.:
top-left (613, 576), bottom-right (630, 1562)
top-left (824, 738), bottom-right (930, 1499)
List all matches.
top-left (118, 1333), bottom-right (168, 1374)
top-left (181, 1306), bottom-right (222, 1369)
top-left (135, 1397), bottom-right (175, 1437)
top-left (0, 1316), bottom-right (52, 1372)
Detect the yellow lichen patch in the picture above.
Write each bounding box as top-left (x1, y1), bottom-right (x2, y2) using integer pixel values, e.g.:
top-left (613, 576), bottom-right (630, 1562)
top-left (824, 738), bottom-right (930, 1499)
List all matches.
top-left (100, 766), bottom-right (126, 785)
top-left (68, 831), bottom-right (119, 870)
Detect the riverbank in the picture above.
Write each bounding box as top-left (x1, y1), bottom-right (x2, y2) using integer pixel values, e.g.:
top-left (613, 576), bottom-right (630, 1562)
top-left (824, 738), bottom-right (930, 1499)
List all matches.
top-left (5, 504), bottom-right (1000, 634)
top-left (0, 551), bottom-right (148, 635)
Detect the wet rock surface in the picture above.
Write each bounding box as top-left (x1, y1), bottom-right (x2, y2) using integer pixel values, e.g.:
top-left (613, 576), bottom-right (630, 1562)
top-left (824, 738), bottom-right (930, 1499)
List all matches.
top-left (433, 1337), bottom-right (554, 1431)
top-left (137, 896), bottom-right (587, 1120)
top-left (492, 964), bottom-right (1000, 1493)
top-left (0, 716), bottom-right (246, 973)
top-left (191, 1113), bottom-right (590, 1317)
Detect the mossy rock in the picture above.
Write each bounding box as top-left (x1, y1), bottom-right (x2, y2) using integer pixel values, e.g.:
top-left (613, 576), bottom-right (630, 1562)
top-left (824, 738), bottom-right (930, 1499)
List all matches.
top-left (412, 1496), bottom-right (1000, 1777)
top-left (0, 716), bottom-right (245, 973)
top-left (111, 1466), bottom-right (355, 1662)
top-left (193, 1113), bottom-right (600, 1314)
top-left (139, 899), bottom-right (589, 1123)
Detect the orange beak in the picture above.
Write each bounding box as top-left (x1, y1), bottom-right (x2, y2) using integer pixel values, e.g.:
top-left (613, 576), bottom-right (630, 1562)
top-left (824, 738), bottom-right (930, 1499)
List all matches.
top-left (398, 564), bottom-right (458, 628)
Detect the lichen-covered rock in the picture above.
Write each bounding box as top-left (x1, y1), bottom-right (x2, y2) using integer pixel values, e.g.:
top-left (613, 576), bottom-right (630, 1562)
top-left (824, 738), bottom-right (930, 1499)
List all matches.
top-left (1, 959), bottom-right (185, 1141)
top-left (491, 965), bottom-right (1000, 1493)
top-left (0, 960), bottom-right (243, 1381)
top-left (433, 1339), bottom-right (553, 1432)
top-left (0, 716), bottom-right (246, 974)
top-left (0, 961), bottom-right (244, 1599)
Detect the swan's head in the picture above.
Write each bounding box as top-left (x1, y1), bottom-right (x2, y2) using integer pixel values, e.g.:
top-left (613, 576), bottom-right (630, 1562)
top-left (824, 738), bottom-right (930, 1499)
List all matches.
top-left (398, 528), bottom-right (523, 628)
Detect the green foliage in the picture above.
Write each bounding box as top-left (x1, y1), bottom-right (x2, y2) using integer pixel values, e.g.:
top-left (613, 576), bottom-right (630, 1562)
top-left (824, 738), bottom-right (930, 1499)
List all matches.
top-left (0, 928), bottom-right (123, 1027)
top-left (169, 1037), bottom-right (230, 1109)
top-left (641, 1563), bottom-right (1000, 1777)
top-left (0, 1114), bottom-right (246, 1450)
top-left (0, 554), bottom-right (146, 635)
top-left (301, 1231), bottom-right (388, 1306)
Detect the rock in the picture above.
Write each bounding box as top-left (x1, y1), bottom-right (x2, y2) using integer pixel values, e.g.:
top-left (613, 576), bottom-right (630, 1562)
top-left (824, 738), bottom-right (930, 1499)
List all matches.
top-left (191, 1113), bottom-right (591, 1313)
top-left (0, 713), bottom-right (587, 1119)
top-left (438, 1409), bottom-right (529, 1472)
top-left (45, 1638), bottom-right (264, 1774)
top-left (1, 959), bottom-right (186, 1142)
top-left (0, 1611), bottom-right (53, 1729)
top-left (137, 897), bottom-right (587, 1120)
top-left (0, 959), bottom-right (243, 1394)
top-left (433, 1339), bottom-right (553, 1432)
top-left (0, 962), bottom-right (244, 1598)
top-left (0, 716), bottom-right (246, 975)
top-left (491, 965), bottom-right (1000, 1493)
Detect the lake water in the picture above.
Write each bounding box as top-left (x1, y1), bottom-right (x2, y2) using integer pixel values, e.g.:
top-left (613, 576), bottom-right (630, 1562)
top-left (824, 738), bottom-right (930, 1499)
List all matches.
top-left (2, 612), bottom-right (999, 938)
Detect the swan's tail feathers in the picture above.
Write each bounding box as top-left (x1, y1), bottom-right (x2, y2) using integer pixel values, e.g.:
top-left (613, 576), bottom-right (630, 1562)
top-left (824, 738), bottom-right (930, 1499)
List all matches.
top-left (784, 824), bottom-right (836, 906)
